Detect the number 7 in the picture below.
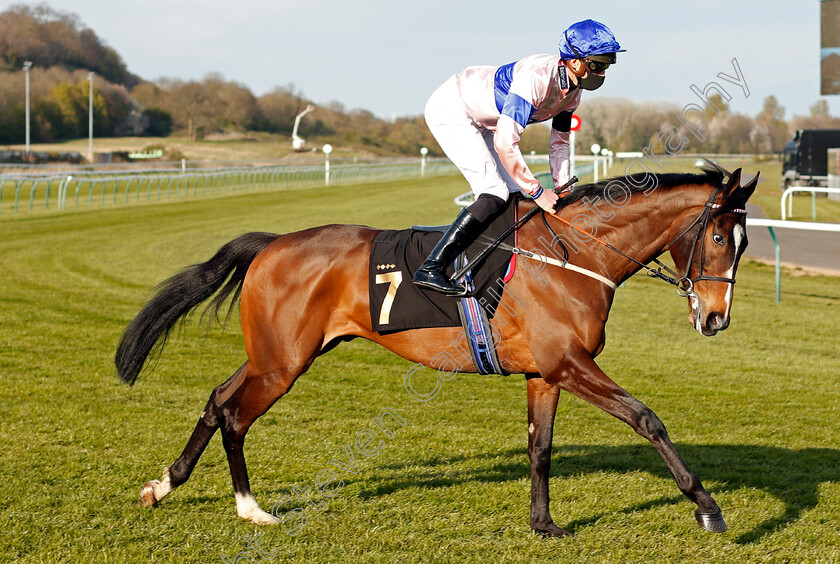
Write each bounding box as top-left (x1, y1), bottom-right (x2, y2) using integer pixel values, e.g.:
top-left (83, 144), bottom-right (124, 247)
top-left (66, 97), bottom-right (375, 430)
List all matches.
top-left (375, 271), bottom-right (403, 326)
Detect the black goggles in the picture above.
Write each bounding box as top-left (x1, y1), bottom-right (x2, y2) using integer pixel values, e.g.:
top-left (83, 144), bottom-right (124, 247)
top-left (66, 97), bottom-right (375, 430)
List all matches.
top-left (581, 58), bottom-right (611, 73)
top-left (565, 32), bottom-right (615, 74)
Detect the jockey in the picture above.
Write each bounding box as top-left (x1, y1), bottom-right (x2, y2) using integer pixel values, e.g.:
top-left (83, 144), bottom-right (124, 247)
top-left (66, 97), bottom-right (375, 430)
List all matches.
top-left (413, 19), bottom-right (624, 296)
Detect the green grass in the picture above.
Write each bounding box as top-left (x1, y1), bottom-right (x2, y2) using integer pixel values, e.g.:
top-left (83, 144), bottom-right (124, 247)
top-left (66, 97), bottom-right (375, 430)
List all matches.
top-left (1, 171), bottom-right (839, 563)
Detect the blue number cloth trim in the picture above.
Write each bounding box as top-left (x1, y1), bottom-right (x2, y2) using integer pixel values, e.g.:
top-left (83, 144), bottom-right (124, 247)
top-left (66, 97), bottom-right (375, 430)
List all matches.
top-left (455, 256), bottom-right (506, 376)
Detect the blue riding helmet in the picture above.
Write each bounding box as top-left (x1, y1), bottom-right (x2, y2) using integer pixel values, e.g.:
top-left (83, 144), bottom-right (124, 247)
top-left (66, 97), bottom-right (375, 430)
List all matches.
top-left (558, 19), bottom-right (624, 61)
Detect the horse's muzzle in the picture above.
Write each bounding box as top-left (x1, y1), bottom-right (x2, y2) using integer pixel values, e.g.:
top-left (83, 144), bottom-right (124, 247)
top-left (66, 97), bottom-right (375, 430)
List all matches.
top-left (700, 311), bottom-right (729, 336)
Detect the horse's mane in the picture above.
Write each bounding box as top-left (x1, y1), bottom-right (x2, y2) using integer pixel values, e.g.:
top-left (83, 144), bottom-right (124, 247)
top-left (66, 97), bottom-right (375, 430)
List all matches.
top-left (554, 167), bottom-right (726, 211)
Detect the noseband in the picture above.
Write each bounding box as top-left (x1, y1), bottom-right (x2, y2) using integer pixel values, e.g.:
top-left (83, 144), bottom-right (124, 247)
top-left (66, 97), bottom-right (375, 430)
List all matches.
top-left (661, 184), bottom-right (747, 297)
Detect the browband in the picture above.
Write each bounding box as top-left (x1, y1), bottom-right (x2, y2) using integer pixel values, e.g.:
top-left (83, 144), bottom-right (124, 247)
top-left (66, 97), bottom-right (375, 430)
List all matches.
top-left (710, 203), bottom-right (747, 214)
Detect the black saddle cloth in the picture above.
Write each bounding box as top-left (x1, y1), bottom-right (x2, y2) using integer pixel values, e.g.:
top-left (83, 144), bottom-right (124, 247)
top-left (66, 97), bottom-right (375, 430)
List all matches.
top-left (369, 195), bottom-right (520, 334)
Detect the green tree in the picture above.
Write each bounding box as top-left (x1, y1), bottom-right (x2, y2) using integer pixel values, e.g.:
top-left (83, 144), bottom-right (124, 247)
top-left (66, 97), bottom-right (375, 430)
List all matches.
top-left (142, 108), bottom-right (173, 136)
top-left (202, 73), bottom-right (259, 131)
top-left (32, 97), bottom-right (61, 141)
top-left (157, 79), bottom-right (214, 140)
top-left (50, 81), bottom-right (108, 139)
top-left (708, 112), bottom-right (753, 153)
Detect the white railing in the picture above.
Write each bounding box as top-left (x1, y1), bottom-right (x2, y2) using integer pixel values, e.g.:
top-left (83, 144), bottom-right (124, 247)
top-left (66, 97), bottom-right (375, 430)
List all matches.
top-left (0, 159), bottom-right (459, 216)
top-left (746, 218), bottom-right (840, 303)
top-left (780, 187), bottom-right (840, 220)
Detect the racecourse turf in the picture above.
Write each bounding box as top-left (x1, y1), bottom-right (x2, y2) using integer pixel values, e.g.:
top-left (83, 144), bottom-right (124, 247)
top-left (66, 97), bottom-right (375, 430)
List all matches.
top-left (0, 169), bottom-right (838, 563)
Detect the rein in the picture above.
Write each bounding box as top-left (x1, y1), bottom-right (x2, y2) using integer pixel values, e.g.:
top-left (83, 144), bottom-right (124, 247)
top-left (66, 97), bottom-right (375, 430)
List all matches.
top-left (540, 209), bottom-right (684, 291)
top-left (548, 183), bottom-right (748, 297)
top-left (545, 183), bottom-right (740, 297)
top-left (450, 176), bottom-right (579, 282)
top-left (458, 179), bottom-right (745, 297)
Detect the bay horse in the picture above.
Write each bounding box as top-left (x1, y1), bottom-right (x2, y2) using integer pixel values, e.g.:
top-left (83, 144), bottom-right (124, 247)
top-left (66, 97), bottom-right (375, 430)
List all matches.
top-left (116, 165), bottom-right (757, 537)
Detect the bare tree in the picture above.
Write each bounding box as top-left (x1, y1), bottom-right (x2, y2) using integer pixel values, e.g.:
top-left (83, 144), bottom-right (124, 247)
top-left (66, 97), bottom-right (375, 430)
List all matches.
top-left (755, 95), bottom-right (788, 153)
top-left (790, 99), bottom-right (840, 132)
top-left (201, 73), bottom-right (259, 131)
top-left (256, 85), bottom-right (308, 134)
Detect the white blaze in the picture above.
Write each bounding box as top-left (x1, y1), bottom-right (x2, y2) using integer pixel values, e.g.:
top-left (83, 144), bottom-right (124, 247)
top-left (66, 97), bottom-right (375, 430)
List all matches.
top-left (723, 224), bottom-right (746, 318)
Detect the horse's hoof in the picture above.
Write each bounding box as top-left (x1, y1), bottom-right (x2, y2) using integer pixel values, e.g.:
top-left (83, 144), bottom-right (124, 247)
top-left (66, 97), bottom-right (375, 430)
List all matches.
top-left (245, 511), bottom-right (278, 525)
top-left (533, 524), bottom-right (574, 538)
top-left (695, 509), bottom-right (727, 533)
top-left (140, 480), bottom-right (160, 507)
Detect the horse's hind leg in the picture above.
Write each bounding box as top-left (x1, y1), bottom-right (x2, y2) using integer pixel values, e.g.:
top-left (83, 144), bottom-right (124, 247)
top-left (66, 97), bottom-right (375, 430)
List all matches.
top-left (217, 364), bottom-right (304, 524)
top-left (140, 362), bottom-right (249, 508)
top-left (545, 347), bottom-right (726, 533)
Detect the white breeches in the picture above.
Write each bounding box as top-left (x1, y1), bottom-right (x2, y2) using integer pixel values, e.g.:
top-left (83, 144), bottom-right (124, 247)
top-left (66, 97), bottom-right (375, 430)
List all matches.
top-left (424, 76), bottom-right (519, 202)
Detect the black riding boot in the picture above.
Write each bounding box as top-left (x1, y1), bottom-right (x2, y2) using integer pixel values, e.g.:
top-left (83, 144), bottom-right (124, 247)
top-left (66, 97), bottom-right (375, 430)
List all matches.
top-left (412, 209), bottom-right (484, 297)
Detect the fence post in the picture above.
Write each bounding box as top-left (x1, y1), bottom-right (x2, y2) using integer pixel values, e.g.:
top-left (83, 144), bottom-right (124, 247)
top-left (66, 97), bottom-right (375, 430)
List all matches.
top-left (767, 226), bottom-right (781, 304)
top-left (15, 180), bottom-right (24, 213)
top-left (30, 179), bottom-right (40, 211)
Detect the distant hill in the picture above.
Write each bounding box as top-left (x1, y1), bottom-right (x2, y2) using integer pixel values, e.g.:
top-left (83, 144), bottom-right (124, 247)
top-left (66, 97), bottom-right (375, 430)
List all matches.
top-left (0, 3), bottom-right (138, 87)
top-left (0, 3), bottom-right (445, 155)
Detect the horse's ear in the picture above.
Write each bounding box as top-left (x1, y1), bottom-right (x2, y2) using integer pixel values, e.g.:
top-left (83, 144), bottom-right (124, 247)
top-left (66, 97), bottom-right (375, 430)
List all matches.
top-left (725, 168), bottom-right (742, 195)
top-left (704, 159), bottom-right (731, 178)
top-left (741, 172), bottom-right (759, 201)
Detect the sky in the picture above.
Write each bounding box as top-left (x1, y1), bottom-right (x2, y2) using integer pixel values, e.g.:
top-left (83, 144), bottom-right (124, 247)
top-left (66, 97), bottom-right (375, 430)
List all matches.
top-left (3, 0), bottom-right (832, 121)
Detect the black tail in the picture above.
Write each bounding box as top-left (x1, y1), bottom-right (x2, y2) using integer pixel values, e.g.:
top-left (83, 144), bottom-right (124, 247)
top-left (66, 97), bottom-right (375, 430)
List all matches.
top-left (115, 232), bottom-right (281, 385)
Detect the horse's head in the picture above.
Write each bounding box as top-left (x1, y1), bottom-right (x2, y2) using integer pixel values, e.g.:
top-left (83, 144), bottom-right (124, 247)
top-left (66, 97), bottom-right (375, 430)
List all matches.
top-left (668, 167), bottom-right (758, 336)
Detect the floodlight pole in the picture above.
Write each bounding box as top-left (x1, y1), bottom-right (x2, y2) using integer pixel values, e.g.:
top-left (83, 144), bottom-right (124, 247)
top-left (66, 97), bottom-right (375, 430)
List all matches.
top-left (88, 72), bottom-right (94, 163)
top-left (23, 61), bottom-right (32, 154)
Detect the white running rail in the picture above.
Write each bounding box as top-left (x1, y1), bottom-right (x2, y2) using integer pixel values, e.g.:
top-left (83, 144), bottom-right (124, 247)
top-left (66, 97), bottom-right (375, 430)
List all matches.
top-left (780, 187), bottom-right (840, 220)
top-left (746, 218), bottom-right (840, 303)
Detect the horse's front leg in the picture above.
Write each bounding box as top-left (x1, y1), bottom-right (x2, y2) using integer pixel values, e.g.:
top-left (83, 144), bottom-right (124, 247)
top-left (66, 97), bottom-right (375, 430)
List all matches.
top-left (526, 374), bottom-right (571, 537)
top-left (544, 346), bottom-right (726, 533)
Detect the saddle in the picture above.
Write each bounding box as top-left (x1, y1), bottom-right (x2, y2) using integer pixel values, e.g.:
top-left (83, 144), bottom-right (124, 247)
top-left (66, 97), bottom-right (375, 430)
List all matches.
top-left (368, 196), bottom-right (520, 345)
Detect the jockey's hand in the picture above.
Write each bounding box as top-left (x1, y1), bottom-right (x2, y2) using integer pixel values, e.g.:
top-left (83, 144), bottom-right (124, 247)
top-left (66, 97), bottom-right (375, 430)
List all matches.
top-left (534, 189), bottom-right (559, 215)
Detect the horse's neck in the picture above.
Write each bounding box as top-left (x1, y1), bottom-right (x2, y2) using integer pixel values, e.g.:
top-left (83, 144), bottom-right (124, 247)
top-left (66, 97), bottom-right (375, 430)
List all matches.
top-left (560, 185), bottom-right (713, 284)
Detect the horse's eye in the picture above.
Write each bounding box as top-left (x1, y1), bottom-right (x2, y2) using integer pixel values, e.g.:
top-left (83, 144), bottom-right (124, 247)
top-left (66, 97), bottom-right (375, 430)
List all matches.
top-left (713, 234), bottom-right (726, 246)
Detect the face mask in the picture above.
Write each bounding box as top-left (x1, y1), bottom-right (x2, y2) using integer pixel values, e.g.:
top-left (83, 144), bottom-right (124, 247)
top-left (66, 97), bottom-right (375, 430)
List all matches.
top-left (578, 71), bottom-right (605, 91)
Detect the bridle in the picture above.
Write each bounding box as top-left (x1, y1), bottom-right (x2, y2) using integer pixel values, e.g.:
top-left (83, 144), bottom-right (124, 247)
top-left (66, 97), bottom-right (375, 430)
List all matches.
top-left (544, 183), bottom-right (746, 298)
top-left (451, 178), bottom-right (747, 300)
top-left (661, 184), bottom-right (747, 297)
